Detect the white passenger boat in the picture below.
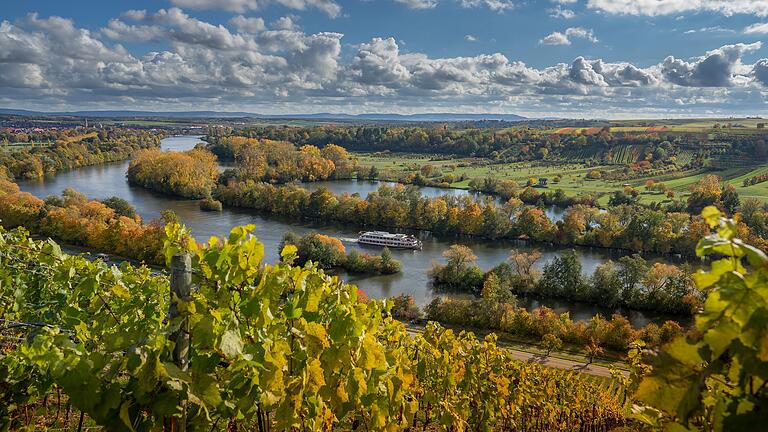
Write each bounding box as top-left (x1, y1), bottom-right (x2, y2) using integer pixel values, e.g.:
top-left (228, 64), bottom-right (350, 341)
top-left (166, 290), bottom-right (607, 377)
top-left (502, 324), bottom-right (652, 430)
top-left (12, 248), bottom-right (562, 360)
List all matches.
top-left (358, 231), bottom-right (422, 250)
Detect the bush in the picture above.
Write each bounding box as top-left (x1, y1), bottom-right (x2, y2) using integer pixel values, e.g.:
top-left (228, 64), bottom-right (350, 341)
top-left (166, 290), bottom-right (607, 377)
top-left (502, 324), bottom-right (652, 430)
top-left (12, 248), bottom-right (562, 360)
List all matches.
top-left (390, 294), bottom-right (421, 321)
top-left (199, 198), bottom-right (223, 212)
top-left (101, 196), bottom-right (138, 218)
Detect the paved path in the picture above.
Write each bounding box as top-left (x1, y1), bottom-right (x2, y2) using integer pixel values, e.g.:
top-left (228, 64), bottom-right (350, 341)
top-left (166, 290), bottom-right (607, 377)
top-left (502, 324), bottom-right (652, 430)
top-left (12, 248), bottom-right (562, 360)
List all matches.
top-left (503, 348), bottom-right (624, 378)
top-left (405, 327), bottom-right (627, 378)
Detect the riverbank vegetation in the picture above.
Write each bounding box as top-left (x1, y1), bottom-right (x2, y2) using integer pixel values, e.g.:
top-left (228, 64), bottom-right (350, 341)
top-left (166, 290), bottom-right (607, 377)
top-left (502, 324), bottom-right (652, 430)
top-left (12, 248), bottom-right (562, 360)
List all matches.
top-left (207, 136), bottom-right (355, 182)
top-left (0, 179), bottom-right (168, 263)
top-left (2, 207), bottom-right (763, 430)
top-left (280, 231), bottom-right (401, 275)
top-left (214, 179), bottom-right (768, 255)
top-left (0, 127), bottom-right (162, 179)
top-left (430, 244), bottom-right (701, 316)
top-left (123, 141), bottom-right (768, 254)
top-left (199, 197), bottom-right (223, 211)
top-left (127, 147), bottom-right (219, 198)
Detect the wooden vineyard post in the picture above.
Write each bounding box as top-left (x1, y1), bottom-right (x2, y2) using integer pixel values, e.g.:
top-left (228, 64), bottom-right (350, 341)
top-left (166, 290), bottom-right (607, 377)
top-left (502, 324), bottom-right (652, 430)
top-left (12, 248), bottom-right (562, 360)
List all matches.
top-left (169, 254), bottom-right (192, 432)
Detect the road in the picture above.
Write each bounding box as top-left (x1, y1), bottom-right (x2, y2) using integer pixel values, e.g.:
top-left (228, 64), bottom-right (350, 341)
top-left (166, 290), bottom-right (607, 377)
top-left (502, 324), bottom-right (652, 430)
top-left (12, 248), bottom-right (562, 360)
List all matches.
top-left (503, 347), bottom-right (624, 378)
top-left (405, 327), bottom-right (627, 378)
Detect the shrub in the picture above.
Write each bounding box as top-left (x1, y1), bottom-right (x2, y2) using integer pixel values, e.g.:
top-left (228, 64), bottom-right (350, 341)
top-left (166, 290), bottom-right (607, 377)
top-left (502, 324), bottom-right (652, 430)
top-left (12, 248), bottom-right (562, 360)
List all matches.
top-left (199, 198), bottom-right (223, 212)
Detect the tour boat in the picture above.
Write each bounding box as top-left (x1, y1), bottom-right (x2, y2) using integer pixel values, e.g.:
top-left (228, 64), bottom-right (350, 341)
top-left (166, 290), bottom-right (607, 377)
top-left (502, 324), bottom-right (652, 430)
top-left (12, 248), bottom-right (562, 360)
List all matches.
top-left (358, 231), bottom-right (422, 250)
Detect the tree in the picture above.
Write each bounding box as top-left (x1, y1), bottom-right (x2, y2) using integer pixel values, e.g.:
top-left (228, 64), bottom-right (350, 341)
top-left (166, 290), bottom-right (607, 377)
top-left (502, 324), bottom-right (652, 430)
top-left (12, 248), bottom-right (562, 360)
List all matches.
top-left (687, 174), bottom-right (722, 214)
top-left (720, 184), bottom-right (740, 215)
top-left (584, 339), bottom-right (604, 365)
top-left (541, 333), bottom-right (563, 357)
top-left (443, 244), bottom-right (477, 271)
top-left (590, 260), bottom-right (623, 307)
top-left (379, 246), bottom-right (400, 274)
top-left (538, 250), bottom-right (586, 299)
top-left (101, 196), bottom-right (137, 219)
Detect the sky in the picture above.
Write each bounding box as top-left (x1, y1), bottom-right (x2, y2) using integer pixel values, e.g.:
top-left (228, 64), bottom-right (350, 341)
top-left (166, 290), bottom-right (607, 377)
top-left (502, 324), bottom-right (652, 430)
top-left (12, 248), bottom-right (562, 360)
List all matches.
top-left (1, 0), bottom-right (768, 118)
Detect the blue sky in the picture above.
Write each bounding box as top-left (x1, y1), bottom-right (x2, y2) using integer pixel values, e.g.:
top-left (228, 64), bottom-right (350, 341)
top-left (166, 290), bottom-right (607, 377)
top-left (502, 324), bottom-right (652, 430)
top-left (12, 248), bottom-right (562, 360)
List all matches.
top-left (2, 0), bottom-right (768, 117)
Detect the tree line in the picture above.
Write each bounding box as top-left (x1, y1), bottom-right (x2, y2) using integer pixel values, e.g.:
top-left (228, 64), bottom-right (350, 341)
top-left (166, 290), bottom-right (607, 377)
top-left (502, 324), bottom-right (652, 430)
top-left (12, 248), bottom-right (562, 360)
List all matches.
top-left (210, 125), bottom-right (768, 164)
top-left (208, 136), bottom-right (355, 183)
top-left (0, 127), bottom-right (163, 179)
top-left (127, 148), bottom-right (220, 199)
top-left (0, 179), bottom-right (169, 264)
top-left (280, 231), bottom-right (401, 275)
top-left (430, 244), bottom-right (701, 316)
top-left (212, 179), bottom-right (760, 256)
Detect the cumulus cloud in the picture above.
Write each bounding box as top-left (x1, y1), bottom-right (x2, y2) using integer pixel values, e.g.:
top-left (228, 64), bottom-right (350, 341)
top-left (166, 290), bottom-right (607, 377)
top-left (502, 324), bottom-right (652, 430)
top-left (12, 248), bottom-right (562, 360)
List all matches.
top-left (541, 27), bottom-right (597, 45)
top-left (271, 16), bottom-right (298, 30)
top-left (229, 15), bottom-right (265, 33)
top-left (549, 6), bottom-right (576, 18)
top-left (4, 10), bottom-right (768, 115)
top-left (661, 42), bottom-right (761, 87)
top-left (754, 59), bottom-right (768, 85)
top-left (587, 0), bottom-right (768, 17)
top-left (465, 34), bottom-right (478, 41)
top-left (121, 9), bottom-right (147, 21)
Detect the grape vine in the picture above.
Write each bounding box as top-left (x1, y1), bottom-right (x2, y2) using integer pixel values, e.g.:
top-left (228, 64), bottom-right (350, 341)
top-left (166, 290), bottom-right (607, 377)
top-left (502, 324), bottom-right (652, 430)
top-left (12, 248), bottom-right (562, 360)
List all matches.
top-left (1, 224), bottom-right (628, 431)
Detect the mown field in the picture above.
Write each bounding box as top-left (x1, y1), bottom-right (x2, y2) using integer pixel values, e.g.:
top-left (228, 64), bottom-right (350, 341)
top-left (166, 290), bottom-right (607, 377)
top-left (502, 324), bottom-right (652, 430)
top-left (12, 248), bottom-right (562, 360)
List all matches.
top-left (355, 151), bottom-right (768, 205)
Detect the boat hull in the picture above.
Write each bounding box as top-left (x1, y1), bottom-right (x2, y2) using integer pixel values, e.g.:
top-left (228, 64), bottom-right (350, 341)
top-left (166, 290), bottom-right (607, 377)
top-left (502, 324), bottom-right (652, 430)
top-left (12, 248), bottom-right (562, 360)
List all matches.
top-left (358, 239), bottom-right (422, 250)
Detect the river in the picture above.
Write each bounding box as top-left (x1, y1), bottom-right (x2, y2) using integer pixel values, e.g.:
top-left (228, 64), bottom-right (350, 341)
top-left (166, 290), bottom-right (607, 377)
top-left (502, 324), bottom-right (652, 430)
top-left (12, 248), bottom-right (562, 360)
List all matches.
top-left (17, 136), bottom-right (678, 326)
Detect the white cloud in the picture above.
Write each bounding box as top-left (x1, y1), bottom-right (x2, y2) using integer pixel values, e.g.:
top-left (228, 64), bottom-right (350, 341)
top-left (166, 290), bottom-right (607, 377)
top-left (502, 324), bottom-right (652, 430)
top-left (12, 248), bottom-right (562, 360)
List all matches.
top-left (170, 0), bottom-right (342, 18)
top-left (551, 0), bottom-right (577, 3)
top-left (4, 10), bottom-right (768, 116)
top-left (271, 16), bottom-right (298, 30)
top-left (458, 0), bottom-right (514, 12)
top-left (745, 22), bottom-right (768, 34)
top-left (549, 6), bottom-right (576, 18)
top-left (229, 15), bottom-right (265, 33)
top-left (540, 32), bottom-right (570, 45)
top-left (754, 59), bottom-right (768, 85)
top-left (394, 0), bottom-right (439, 9)
top-left (121, 10), bottom-right (147, 21)
top-left (587, 0), bottom-right (768, 17)
top-left (684, 26), bottom-right (735, 34)
top-left (171, 0), bottom-right (259, 13)
top-left (465, 34), bottom-right (478, 41)
top-left (661, 42), bottom-right (762, 87)
top-left (541, 27), bottom-right (597, 45)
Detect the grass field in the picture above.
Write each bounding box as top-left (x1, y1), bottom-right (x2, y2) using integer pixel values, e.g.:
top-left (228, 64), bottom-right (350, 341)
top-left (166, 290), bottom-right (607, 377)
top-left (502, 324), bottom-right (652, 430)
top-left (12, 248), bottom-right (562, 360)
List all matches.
top-left (544, 118), bottom-right (767, 136)
top-left (355, 151), bottom-right (768, 205)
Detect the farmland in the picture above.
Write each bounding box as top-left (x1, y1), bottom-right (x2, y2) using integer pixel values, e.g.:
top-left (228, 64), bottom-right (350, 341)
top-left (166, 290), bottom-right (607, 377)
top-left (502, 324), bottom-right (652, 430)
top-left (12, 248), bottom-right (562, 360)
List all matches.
top-left (355, 150), bottom-right (768, 205)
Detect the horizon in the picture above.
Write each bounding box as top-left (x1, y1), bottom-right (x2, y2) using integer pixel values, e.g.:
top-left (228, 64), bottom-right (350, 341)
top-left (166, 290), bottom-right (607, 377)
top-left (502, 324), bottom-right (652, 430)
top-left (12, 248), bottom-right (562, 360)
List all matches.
top-left (1, 107), bottom-right (766, 121)
top-left (1, 1), bottom-right (768, 117)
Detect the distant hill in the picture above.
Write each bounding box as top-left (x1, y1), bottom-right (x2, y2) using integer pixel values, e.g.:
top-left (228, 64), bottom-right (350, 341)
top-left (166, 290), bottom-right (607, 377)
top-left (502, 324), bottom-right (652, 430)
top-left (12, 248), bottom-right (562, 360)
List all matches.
top-left (0, 108), bottom-right (527, 122)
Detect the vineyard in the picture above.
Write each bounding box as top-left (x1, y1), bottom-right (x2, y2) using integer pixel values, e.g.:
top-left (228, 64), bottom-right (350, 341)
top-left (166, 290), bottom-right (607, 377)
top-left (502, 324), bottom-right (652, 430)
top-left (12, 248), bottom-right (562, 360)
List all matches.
top-left (1, 224), bottom-right (629, 431)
